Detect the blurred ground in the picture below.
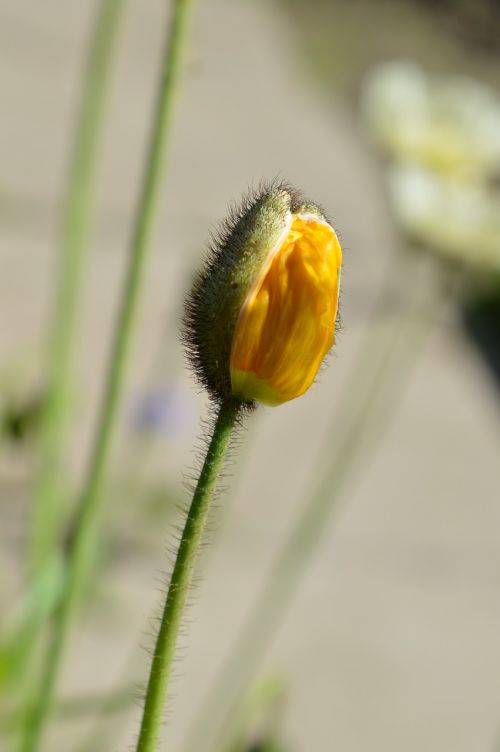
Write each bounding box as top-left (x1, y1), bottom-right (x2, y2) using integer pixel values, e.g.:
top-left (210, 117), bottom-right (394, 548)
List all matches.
top-left (1, 0), bottom-right (500, 750)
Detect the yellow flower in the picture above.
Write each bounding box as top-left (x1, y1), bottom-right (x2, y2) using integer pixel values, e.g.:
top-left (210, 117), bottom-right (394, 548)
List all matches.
top-left (184, 182), bottom-right (343, 407)
top-left (230, 214), bottom-right (342, 405)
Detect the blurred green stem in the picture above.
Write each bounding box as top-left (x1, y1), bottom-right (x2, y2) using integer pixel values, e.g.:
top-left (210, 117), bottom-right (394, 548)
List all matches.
top-left (3, 685), bottom-right (135, 733)
top-left (135, 398), bottom-right (241, 752)
top-left (19, 1), bottom-right (193, 751)
top-left (221, 675), bottom-right (286, 752)
top-left (30, 0), bottom-right (124, 577)
top-left (182, 252), bottom-right (462, 752)
top-left (5, 0), bottom-right (122, 721)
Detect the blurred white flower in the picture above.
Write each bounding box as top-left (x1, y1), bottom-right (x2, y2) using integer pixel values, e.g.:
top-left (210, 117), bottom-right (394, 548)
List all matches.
top-left (362, 61), bottom-right (500, 181)
top-left (387, 164), bottom-right (500, 271)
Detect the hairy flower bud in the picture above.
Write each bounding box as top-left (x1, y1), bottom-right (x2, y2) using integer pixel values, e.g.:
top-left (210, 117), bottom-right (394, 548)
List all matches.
top-left (183, 181), bottom-right (342, 407)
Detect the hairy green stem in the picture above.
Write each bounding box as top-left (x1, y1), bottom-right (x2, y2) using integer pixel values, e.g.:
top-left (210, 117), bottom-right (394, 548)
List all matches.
top-left (31, 0), bottom-right (124, 577)
top-left (19, 2), bottom-right (193, 750)
top-left (182, 253), bottom-right (461, 752)
top-left (135, 398), bottom-right (241, 752)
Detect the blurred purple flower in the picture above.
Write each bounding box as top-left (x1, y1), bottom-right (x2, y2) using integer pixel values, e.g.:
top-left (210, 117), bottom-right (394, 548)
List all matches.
top-left (128, 385), bottom-right (189, 437)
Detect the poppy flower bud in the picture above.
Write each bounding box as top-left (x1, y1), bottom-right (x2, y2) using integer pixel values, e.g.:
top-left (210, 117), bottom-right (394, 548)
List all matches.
top-left (183, 181), bottom-right (342, 407)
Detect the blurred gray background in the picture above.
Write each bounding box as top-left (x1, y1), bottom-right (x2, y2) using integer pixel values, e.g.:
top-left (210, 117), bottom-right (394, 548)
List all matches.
top-left (1, 0), bottom-right (500, 750)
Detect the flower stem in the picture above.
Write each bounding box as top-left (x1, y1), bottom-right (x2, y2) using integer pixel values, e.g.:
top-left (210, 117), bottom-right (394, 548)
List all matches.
top-left (31, 0), bottom-right (124, 577)
top-left (181, 253), bottom-right (462, 752)
top-left (18, 2), bottom-right (193, 750)
top-left (136, 398), bottom-right (241, 752)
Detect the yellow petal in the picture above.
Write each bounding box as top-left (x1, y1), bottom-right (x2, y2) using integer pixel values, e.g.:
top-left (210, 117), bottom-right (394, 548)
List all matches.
top-left (230, 214), bottom-right (342, 405)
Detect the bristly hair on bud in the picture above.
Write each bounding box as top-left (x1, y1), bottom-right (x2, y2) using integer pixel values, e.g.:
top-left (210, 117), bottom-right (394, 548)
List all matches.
top-left (182, 179), bottom-right (342, 408)
top-left (182, 180), bottom-right (302, 404)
